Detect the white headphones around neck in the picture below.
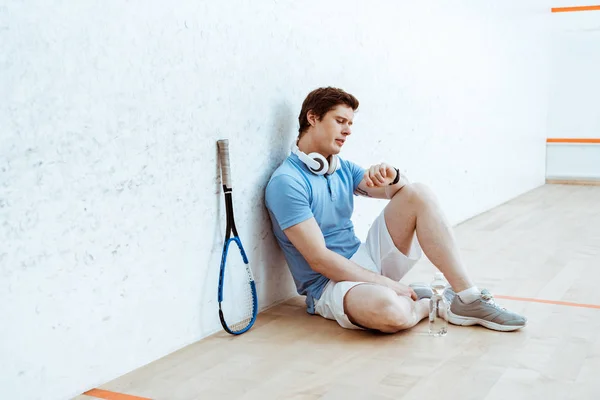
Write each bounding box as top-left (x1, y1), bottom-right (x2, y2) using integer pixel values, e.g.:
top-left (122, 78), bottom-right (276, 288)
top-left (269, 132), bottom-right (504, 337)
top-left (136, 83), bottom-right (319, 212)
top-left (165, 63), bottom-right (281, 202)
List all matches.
top-left (291, 144), bottom-right (341, 176)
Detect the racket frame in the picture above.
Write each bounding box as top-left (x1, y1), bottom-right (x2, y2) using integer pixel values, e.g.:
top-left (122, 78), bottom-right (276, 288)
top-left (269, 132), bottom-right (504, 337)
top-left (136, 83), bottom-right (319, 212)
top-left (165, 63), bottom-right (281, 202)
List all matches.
top-left (216, 139), bottom-right (258, 335)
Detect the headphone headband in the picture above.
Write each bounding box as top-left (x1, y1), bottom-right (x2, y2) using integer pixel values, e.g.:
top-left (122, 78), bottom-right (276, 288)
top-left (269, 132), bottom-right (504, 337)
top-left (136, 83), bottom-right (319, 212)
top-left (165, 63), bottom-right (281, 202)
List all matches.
top-left (291, 144), bottom-right (320, 171)
top-left (291, 144), bottom-right (340, 176)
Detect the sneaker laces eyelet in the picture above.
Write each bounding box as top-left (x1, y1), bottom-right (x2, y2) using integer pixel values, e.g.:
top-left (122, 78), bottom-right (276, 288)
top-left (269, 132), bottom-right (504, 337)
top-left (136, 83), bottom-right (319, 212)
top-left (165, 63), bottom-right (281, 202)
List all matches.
top-left (481, 289), bottom-right (506, 311)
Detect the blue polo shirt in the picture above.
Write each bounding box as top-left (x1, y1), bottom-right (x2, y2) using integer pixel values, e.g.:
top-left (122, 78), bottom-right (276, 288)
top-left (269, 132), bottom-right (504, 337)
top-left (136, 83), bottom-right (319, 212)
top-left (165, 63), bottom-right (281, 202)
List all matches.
top-left (264, 152), bottom-right (365, 314)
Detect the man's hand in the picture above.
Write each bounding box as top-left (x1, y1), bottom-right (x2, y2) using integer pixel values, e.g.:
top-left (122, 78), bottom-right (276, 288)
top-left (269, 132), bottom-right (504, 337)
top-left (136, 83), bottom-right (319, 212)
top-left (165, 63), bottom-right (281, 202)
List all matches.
top-left (355, 162), bottom-right (407, 200)
top-left (363, 163), bottom-right (398, 187)
top-left (386, 280), bottom-right (418, 300)
top-left (283, 218), bottom-right (417, 301)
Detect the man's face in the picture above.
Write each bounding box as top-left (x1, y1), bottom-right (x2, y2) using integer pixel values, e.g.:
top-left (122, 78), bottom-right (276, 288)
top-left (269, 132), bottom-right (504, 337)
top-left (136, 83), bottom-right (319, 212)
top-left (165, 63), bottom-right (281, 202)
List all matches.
top-left (309, 104), bottom-right (354, 157)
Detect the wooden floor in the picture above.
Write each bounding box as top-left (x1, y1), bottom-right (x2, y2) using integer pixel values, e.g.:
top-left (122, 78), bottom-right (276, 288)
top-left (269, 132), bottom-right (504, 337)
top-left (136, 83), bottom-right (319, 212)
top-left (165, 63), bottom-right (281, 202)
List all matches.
top-left (78, 184), bottom-right (600, 400)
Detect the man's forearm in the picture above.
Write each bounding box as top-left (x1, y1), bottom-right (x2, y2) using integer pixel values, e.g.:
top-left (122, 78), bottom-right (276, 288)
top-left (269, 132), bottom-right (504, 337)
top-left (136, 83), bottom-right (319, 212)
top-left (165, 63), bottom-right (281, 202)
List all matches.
top-left (310, 248), bottom-right (392, 287)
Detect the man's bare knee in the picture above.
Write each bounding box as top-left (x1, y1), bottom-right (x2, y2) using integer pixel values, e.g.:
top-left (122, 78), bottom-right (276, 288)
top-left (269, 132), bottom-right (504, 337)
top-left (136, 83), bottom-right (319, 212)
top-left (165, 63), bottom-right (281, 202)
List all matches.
top-left (345, 285), bottom-right (415, 333)
top-left (395, 182), bottom-right (438, 206)
top-left (377, 300), bottom-right (415, 333)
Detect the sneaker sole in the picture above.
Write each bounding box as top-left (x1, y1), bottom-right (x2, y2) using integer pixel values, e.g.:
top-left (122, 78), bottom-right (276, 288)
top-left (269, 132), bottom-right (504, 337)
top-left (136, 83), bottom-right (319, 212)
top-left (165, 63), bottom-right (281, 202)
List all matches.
top-left (448, 311), bottom-right (525, 332)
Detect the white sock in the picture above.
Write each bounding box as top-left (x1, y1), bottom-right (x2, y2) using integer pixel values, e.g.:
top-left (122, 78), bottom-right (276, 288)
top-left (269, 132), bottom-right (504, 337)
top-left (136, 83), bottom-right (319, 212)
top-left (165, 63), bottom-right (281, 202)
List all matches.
top-left (457, 286), bottom-right (481, 304)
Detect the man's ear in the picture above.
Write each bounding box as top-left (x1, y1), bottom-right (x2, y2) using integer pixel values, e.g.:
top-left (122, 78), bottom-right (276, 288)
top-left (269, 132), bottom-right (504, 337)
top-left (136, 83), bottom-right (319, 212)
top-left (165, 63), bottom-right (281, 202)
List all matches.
top-left (307, 110), bottom-right (318, 127)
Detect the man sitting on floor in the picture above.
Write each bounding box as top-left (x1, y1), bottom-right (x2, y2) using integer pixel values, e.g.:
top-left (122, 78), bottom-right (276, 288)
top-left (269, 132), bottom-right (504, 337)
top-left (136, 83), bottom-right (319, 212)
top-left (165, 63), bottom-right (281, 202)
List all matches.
top-left (265, 87), bottom-right (527, 333)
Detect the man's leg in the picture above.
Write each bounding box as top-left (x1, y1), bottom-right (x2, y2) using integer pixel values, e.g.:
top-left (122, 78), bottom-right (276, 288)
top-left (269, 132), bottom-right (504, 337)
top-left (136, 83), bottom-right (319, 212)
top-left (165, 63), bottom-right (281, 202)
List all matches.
top-left (384, 182), bottom-right (474, 292)
top-left (383, 182), bottom-right (527, 331)
top-left (317, 244), bottom-right (430, 333)
top-left (344, 284), bottom-right (430, 333)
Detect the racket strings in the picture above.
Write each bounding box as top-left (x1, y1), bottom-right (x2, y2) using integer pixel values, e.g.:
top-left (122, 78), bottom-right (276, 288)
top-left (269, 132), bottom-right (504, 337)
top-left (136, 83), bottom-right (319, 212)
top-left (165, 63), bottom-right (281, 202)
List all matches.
top-left (228, 279), bottom-right (255, 331)
top-left (221, 250), bottom-right (256, 333)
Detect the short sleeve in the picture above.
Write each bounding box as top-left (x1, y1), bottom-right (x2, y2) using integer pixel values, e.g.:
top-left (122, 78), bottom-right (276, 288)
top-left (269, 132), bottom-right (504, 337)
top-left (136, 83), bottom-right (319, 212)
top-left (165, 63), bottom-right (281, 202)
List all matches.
top-left (265, 174), bottom-right (313, 231)
top-left (344, 160), bottom-right (365, 191)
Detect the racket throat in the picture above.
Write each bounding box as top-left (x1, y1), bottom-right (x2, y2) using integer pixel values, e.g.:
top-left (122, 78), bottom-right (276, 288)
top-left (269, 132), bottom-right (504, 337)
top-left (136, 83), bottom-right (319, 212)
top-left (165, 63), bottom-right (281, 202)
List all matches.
top-left (224, 193), bottom-right (239, 239)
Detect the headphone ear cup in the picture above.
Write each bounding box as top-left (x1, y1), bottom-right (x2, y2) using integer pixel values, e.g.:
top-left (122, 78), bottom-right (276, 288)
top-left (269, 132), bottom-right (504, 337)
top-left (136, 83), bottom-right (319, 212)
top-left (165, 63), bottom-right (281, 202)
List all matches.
top-left (307, 152), bottom-right (329, 175)
top-left (326, 155), bottom-right (340, 175)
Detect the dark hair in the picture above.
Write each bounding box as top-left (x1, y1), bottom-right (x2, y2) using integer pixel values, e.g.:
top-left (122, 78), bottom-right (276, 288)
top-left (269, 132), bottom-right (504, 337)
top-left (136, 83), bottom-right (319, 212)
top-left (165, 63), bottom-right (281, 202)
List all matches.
top-left (298, 87), bottom-right (359, 137)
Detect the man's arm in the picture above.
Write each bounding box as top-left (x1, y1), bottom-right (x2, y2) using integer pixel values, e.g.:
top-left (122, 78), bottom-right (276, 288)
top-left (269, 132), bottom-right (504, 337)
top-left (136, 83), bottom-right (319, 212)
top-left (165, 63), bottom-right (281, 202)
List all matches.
top-left (354, 162), bottom-right (409, 199)
top-left (283, 217), bottom-right (416, 299)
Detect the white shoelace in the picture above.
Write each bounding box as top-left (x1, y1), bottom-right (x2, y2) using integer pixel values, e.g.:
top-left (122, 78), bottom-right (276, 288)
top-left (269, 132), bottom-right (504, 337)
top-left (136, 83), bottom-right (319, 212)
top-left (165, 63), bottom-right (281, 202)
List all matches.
top-left (481, 289), bottom-right (506, 311)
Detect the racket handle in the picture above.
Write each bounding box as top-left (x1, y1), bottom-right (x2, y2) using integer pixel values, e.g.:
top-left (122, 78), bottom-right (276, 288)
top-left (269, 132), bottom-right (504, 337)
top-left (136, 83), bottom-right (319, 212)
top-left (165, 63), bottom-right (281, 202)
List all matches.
top-left (217, 139), bottom-right (232, 189)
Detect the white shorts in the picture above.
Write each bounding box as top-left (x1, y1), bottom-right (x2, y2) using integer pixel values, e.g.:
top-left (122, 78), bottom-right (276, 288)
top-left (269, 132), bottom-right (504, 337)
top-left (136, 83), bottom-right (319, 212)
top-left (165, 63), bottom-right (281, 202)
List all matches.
top-left (314, 209), bottom-right (423, 329)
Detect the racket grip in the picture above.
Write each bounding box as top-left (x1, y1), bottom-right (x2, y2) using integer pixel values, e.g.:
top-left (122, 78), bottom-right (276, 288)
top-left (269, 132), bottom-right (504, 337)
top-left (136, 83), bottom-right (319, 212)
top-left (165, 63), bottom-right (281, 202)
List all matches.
top-left (217, 139), bottom-right (232, 189)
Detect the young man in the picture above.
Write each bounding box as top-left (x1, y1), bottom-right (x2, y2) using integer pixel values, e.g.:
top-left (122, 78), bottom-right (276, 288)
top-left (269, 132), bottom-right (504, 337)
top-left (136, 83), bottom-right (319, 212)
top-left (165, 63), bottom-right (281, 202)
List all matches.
top-left (265, 87), bottom-right (526, 333)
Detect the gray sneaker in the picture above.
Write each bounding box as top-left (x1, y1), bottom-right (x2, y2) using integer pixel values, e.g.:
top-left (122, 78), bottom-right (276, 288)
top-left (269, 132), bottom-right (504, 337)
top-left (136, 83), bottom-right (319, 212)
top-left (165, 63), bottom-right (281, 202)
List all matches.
top-left (409, 283), bottom-right (456, 303)
top-left (409, 283), bottom-right (433, 300)
top-left (448, 289), bottom-right (527, 332)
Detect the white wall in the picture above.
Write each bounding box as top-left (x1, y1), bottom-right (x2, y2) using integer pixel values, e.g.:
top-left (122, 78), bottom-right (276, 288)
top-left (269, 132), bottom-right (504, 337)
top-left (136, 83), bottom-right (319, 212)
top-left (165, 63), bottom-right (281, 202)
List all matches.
top-left (1, 2), bottom-right (550, 399)
top-left (546, 5), bottom-right (600, 180)
top-left (546, 143), bottom-right (600, 180)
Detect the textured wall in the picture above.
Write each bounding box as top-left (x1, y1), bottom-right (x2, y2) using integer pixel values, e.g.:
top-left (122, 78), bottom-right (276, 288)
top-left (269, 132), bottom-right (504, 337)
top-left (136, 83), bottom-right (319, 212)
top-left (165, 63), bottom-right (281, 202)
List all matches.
top-left (2, 1), bottom-right (550, 399)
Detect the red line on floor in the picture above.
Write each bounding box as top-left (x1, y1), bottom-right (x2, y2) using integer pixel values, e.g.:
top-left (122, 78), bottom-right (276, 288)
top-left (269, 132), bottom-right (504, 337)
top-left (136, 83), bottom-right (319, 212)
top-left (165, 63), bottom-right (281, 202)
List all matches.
top-left (83, 388), bottom-right (152, 400)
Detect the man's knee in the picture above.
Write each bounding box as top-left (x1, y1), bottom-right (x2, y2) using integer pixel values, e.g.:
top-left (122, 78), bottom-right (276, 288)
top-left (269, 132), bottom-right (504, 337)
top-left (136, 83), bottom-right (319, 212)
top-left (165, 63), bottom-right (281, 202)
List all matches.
top-left (396, 182), bottom-right (438, 207)
top-left (344, 284), bottom-right (418, 333)
top-left (377, 299), bottom-right (416, 333)
top-left (349, 294), bottom-right (414, 333)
